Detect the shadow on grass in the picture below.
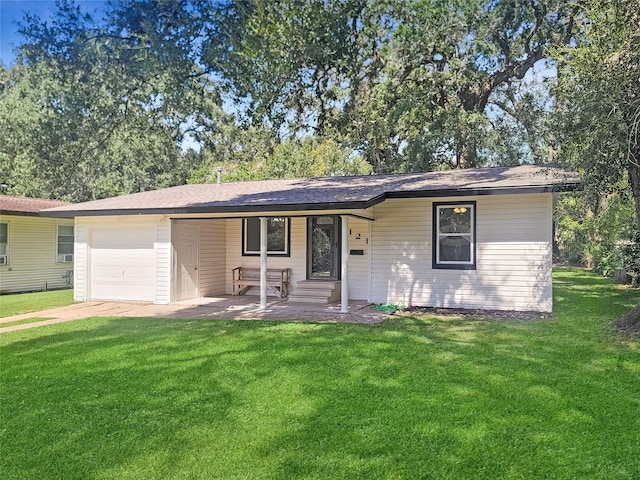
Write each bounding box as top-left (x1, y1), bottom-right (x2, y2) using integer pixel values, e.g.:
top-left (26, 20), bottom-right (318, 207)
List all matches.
top-left (1, 268), bottom-right (639, 479)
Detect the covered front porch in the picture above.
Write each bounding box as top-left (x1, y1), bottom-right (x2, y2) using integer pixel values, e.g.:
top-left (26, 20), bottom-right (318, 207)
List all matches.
top-left (171, 210), bottom-right (373, 313)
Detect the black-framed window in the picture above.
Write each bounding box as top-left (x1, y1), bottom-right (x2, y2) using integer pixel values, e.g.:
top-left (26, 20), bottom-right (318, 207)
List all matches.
top-left (433, 202), bottom-right (476, 270)
top-left (242, 217), bottom-right (290, 256)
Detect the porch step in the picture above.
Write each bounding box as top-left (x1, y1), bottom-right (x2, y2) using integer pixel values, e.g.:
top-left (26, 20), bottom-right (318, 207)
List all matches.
top-left (288, 281), bottom-right (341, 304)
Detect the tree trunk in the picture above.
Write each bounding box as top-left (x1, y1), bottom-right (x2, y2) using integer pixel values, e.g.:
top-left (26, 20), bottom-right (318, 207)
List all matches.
top-left (457, 141), bottom-right (477, 169)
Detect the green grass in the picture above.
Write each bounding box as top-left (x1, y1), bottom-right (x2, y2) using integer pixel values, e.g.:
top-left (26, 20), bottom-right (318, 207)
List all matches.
top-left (0, 289), bottom-right (74, 318)
top-left (0, 317), bottom-right (54, 328)
top-left (1, 268), bottom-right (638, 479)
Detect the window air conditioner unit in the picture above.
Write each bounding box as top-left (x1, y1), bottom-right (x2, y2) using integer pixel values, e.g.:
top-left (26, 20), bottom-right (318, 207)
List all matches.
top-left (63, 254), bottom-right (73, 262)
top-left (0, 255), bottom-right (7, 265)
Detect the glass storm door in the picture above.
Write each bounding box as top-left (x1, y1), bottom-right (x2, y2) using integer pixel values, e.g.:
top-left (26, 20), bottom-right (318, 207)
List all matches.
top-left (308, 216), bottom-right (340, 280)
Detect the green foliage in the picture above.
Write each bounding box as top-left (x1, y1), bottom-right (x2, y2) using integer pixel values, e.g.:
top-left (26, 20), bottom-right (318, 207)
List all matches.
top-left (1, 269), bottom-right (639, 479)
top-left (621, 231), bottom-right (640, 287)
top-left (206, 0), bottom-right (576, 171)
top-left (555, 191), bottom-right (636, 279)
top-left (0, 0), bottom-right (580, 197)
top-left (0, 0), bottom-right (215, 201)
top-left (189, 136), bottom-right (371, 182)
top-left (265, 137), bottom-right (371, 178)
top-left (552, 0), bottom-right (640, 221)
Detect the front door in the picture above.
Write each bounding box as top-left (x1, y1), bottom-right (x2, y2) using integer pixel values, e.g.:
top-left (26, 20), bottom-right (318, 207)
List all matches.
top-left (174, 222), bottom-right (199, 301)
top-left (308, 216), bottom-right (340, 280)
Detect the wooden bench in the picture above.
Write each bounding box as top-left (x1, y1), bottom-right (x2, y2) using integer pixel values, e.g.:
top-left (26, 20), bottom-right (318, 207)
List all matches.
top-left (232, 267), bottom-right (291, 298)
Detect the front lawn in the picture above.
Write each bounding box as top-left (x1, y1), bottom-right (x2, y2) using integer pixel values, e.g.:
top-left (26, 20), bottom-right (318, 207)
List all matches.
top-left (0, 289), bottom-right (74, 318)
top-left (1, 268), bottom-right (638, 479)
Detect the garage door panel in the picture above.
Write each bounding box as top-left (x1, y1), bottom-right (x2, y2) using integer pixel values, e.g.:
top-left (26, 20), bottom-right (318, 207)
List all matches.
top-left (90, 226), bottom-right (157, 302)
top-left (91, 251), bottom-right (154, 267)
top-left (91, 265), bottom-right (156, 282)
top-left (92, 228), bottom-right (156, 247)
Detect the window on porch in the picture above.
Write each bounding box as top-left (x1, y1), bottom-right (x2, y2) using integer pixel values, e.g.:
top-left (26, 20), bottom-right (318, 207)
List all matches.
top-left (242, 217), bottom-right (290, 256)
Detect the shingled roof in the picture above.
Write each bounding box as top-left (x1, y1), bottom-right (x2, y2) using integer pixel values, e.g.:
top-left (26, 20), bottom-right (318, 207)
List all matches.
top-left (0, 195), bottom-right (72, 217)
top-left (41, 165), bottom-right (580, 218)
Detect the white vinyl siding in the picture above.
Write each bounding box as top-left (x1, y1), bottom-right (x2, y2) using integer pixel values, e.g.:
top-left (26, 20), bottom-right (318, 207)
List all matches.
top-left (76, 216), bottom-right (308, 303)
top-left (176, 219), bottom-right (227, 298)
top-left (347, 217), bottom-right (371, 300)
top-left (71, 194), bottom-right (552, 312)
top-left (74, 221), bottom-right (89, 301)
top-left (177, 215), bottom-right (369, 300)
top-left (176, 216), bottom-right (370, 300)
top-left (371, 194), bottom-right (553, 312)
top-left (156, 219), bottom-right (172, 304)
top-left (226, 217), bottom-right (307, 296)
top-left (0, 214), bottom-right (74, 293)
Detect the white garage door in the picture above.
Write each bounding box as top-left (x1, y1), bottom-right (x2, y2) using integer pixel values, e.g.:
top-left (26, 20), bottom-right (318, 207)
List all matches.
top-left (90, 226), bottom-right (157, 302)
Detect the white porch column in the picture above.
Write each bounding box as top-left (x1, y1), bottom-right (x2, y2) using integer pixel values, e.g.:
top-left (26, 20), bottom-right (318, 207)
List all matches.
top-left (260, 217), bottom-right (268, 308)
top-left (341, 215), bottom-right (349, 313)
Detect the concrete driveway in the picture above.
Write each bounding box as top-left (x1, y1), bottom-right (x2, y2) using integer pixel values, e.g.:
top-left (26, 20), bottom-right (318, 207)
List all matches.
top-left (0, 296), bottom-right (391, 332)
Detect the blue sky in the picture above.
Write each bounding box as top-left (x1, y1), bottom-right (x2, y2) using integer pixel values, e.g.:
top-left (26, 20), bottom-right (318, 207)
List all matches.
top-left (0, 0), bottom-right (105, 66)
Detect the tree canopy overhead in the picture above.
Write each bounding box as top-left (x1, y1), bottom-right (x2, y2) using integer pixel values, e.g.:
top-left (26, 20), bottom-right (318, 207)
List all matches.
top-left (205, 0), bottom-right (576, 171)
top-left (0, 0), bottom-right (580, 200)
top-left (0, 0), bottom-right (214, 202)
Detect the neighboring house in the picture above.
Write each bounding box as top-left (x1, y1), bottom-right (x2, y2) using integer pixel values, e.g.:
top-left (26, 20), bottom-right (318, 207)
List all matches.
top-left (42, 165), bottom-right (580, 313)
top-left (0, 195), bottom-right (74, 294)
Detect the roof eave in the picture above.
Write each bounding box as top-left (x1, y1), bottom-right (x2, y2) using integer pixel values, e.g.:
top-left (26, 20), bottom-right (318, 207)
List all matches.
top-left (39, 200), bottom-right (374, 218)
top-left (2, 210), bottom-right (41, 217)
top-left (1, 209), bottom-right (74, 218)
top-left (40, 183), bottom-right (581, 218)
top-left (386, 183), bottom-right (581, 199)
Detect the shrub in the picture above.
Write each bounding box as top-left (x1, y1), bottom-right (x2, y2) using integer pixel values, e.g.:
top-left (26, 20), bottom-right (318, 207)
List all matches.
top-left (555, 191), bottom-right (637, 284)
